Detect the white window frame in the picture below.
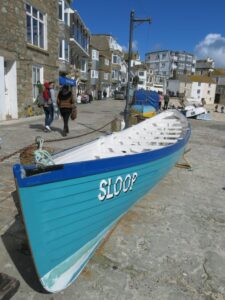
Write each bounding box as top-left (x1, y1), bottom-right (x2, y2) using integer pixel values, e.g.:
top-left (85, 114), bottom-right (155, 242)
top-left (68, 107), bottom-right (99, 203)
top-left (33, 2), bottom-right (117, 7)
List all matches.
top-left (80, 59), bottom-right (87, 72)
top-left (26, 4), bottom-right (47, 49)
top-left (59, 40), bottom-right (70, 61)
top-left (32, 65), bottom-right (43, 100)
top-left (58, 0), bottom-right (70, 26)
top-left (92, 49), bottom-right (99, 61)
top-left (91, 70), bottom-right (98, 79)
top-left (112, 70), bottom-right (118, 80)
top-left (105, 58), bottom-right (109, 66)
top-left (112, 54), bottom-right (121, 65)
top-left (104, 73), bottom-right (109, 80)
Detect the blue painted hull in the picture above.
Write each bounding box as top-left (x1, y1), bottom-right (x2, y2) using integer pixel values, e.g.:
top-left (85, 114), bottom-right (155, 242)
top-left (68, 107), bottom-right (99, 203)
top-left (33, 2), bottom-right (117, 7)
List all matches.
top-left (13, 126), bottom-right (190, 292)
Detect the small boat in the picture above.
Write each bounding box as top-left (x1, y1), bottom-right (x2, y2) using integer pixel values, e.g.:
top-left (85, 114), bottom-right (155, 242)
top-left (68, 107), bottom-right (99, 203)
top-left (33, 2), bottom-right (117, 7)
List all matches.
top-left (130, 104), bottom-right (156, 118)
top-left (182, 105), bottom-right (208, 118)
top-left (131, 89), bottom-right (159, 118)
top-left (13, 110), bottom-right (191, 293)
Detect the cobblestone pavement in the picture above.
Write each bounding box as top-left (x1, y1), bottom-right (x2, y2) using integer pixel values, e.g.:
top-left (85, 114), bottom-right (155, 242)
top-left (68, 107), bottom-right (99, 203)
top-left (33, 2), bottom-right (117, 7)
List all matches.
top-left (0, 99), bottom-right (225, 299)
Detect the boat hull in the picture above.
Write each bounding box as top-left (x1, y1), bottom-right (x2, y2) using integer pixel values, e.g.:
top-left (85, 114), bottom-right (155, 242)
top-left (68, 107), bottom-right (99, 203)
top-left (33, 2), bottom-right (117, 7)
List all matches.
top-left (13, 124), bottom-right (190, 292)
top-left (131, 104), bottom-right (156, 118)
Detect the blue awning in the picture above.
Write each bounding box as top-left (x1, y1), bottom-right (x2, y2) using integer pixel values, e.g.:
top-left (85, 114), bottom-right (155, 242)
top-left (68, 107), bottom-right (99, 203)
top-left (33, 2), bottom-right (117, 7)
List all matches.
top-left (59, 76), bottom-right (76, 86)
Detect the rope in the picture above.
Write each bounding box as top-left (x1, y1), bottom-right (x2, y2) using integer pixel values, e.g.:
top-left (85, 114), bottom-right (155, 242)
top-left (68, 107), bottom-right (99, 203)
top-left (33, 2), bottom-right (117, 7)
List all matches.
top-left (175, 148), bottom-right (192, 170)
top-left (0, 119), bottom-right (114, 163)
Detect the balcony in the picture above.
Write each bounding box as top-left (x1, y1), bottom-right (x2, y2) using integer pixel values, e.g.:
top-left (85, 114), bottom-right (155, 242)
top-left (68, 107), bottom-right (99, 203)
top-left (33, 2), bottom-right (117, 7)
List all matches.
top-left (70, 10), bottom-right (90, 58)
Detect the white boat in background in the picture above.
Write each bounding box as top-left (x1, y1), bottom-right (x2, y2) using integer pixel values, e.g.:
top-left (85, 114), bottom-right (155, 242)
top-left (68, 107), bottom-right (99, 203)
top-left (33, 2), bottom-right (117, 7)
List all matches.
top-left (182, 105), bottom-right (209, 119)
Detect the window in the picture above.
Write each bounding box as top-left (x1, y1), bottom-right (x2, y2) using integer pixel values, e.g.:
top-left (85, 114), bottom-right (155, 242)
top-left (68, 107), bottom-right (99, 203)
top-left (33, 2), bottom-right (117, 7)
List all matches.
top-left (80, 59), bottom-right (86, 72)
top-left (112, 70), bottom-right (119, 79)
top-left (92, 50), bottom-right (99, 60)
top-left (112, 55), bottom-right (121, 64)
top-left (208, 83), bottom-right (211, 87)
top-left (197, 89), bottom-right (200, 94)
top-left (105, 58), bottom-right (109, 66)
top-left (91, 70), bottom-right (98, 79)
top-left (198, 82), bottom-right (201, 86)
top-left (32, 65), bottom-right (43, 100)
top-left (59, 40), bottom-right (69, 61)
top-left (207, 90), bottom-right (210, 94)
top-left (179, 54), bottom-right (185, 61)
top-left (104, 73), bottom-right (109, 80)
top-left (139, 71), bottom-right (144, 77)
top-left (58, 0), bottom-right (70, 25)
top-left (112, 55), bottom-right (117, 64)
top-left (26, 4), bottom-right (46, 49)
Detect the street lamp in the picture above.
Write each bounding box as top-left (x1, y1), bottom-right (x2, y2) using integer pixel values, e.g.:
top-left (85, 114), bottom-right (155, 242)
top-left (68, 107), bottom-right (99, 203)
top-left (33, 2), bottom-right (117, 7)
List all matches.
top-left (124, 10), bottom-right (151, 128)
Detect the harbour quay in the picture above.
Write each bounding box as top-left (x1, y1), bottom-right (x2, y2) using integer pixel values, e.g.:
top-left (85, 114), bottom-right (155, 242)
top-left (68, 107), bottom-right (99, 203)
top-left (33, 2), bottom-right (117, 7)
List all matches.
top-left (0, 99), bottom-right (225, 299)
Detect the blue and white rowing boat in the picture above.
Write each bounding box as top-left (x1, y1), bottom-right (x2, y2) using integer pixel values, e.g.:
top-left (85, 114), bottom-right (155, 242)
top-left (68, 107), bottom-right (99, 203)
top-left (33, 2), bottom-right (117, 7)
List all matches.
top-left (13, 110), bottom-right (190, 293)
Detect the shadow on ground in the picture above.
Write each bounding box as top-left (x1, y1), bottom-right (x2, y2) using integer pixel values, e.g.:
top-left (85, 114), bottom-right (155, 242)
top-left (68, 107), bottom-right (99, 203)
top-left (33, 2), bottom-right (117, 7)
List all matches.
top-left (1, 191), bottom-right (48, 294)
top-left (29, 123), bottom-right (63, 135)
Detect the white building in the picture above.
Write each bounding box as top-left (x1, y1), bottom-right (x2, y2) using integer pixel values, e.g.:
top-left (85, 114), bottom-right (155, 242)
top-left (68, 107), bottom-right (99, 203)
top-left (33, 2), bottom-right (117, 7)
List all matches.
top-left (132, 64), bottom-right (148, 90)
top-left (167, 75), bottom-right (192, 97)
top-left (145, 50), bottom-right (196, 79)
top-left (189, 76), bottom-right (216, 104)
top-left (168, 75), bottom-right (216, 104)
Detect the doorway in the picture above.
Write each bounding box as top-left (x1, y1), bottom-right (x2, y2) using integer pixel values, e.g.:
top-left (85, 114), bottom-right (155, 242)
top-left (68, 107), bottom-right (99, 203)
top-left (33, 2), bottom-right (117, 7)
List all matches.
top-left (0, 56), bottom-right (18, 120)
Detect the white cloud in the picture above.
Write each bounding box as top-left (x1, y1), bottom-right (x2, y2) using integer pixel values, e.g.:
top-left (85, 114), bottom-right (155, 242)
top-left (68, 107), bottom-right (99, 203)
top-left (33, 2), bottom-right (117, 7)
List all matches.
top-left (195, 33), bottom-right (225, 67)
top-left (122, 40), bottom-right (138, 53)
top-left (132, 40), bottom-right (138, 51)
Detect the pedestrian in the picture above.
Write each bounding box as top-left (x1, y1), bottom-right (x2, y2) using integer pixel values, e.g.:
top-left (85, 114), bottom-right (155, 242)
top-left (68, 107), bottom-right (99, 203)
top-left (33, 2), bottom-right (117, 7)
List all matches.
top-left (201, 98), bottom-right (206, 106)
top-left (42, 82), bottom-right (54, 132)
top-left (215, 104), bottom-right (218, 112)
top-left (34, 81), bottom-right (44, 107)
top-left (57, 85), bottom-right (75, 136)
top-left (158, 91), bottom-right (163, 110)
top-left (103, 90), bottom-right (107, 99)
top-left (221, 106), bottom-right (224, 113)
top-left (49, 81), bottom-right (60, 119)
top-left (163, 93), bottom-right (170, 110)
top-left (36, 80), bottom-right (43, 94)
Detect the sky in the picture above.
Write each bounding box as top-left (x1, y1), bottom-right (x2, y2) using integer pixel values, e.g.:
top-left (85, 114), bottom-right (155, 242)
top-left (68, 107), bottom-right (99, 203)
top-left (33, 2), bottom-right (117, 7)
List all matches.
top-left (72, 0), bottom-right (225, 67)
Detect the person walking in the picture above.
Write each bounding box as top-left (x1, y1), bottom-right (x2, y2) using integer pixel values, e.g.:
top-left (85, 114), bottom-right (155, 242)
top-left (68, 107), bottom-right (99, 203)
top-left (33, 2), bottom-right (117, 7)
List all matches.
top-left (43, 82), bottom-right (54, 132)
top-left (49, 81), bottom-right (60, 119)
top-left (163, 93), bottom-right (170, 110)
top-left (158, 91), bottom-right (163, 111)
top-left (57, 85), bottom-right (75, 136)
top-left (103, 90), bottom-right (107, 99)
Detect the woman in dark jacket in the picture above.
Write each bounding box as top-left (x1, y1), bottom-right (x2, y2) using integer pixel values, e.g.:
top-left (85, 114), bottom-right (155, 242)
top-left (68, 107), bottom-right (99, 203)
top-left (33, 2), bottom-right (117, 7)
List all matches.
top-left (57, 85), bottom-right (75, 136)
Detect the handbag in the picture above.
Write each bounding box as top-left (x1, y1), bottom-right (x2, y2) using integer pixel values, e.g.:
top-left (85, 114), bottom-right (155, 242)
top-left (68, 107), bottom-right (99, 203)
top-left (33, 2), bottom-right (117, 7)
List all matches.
top-left (35, 94), bottom-right (44, 107)
top-left (71, 106), bottom-right (77, 120)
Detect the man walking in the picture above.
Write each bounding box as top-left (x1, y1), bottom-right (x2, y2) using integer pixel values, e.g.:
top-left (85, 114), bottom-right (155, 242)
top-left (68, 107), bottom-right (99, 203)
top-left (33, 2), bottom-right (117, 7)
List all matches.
top-left (163, 93), bottom-right (170, 110)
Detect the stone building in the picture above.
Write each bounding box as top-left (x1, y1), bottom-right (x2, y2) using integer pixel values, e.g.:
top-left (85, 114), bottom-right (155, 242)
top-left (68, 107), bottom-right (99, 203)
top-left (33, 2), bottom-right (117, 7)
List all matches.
top-left (0, 1), bottom-right (59, 120)
top-left (195, 58), bottom-right (215, 76)
top-left (70, 9), bottom-right (90, 94)
top-left (58, 0), bottom-right (73, 76)
top-left (91, 34), bottom-right (124, 96)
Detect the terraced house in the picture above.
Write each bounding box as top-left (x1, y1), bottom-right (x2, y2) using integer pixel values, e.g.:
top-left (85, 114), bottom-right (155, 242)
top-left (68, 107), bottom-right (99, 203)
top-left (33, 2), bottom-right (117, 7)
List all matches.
top-left (0, 1), bottom-right (59, 120)
top-left (91, 34), bottom-right (125, 96)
